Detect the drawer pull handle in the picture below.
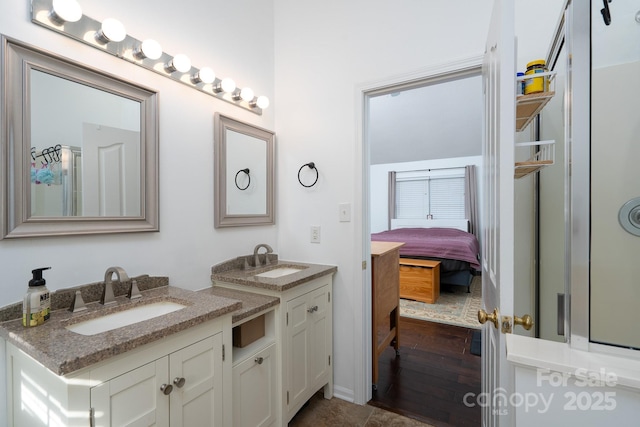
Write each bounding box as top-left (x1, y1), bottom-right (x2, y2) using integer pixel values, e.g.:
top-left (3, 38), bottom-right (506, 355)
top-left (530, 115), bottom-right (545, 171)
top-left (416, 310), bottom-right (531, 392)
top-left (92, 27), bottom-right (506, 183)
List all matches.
top-left (307, 305), bottom-right (318, 313)
top-left (160, 384), bottom-right (173, 395)
top-left (255, 357), bottom-right (264, 364)
top-left (173, 377), bottom-right (186, 388)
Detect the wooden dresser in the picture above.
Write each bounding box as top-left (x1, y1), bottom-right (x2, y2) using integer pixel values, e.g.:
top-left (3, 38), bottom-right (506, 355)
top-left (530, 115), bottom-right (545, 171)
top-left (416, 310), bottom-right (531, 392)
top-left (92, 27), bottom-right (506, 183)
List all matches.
top-left (370, 241), bottom-right (404, 386)
top-left (399, 258), bottom-right (441, 304)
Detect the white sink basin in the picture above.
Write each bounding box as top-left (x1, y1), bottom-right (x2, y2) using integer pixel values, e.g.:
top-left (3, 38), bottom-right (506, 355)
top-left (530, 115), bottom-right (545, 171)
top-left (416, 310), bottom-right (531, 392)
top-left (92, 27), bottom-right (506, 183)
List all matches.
top-left (66, 301), bottom-right (186, 336)
top-left (254, 267), bottom-right (303, 278)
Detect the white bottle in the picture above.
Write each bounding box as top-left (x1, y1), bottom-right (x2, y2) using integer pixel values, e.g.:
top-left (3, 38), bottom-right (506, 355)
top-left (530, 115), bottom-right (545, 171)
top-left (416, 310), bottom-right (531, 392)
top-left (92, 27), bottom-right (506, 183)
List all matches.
top-left (23, 267), bottom-right (51, 327)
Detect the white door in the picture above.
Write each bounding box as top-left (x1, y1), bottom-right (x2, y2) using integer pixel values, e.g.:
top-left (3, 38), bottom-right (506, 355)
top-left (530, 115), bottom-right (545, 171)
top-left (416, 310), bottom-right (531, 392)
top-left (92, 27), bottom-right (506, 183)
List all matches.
top-left (82, 123), bottom-right (141, 216)
top-left (481, 0), bottom-right (516, 425)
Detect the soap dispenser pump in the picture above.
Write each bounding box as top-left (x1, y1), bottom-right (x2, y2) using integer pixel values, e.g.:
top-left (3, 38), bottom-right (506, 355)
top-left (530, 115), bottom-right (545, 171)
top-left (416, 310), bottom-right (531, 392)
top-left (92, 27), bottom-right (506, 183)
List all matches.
top-left (23, 267), bottom-right (52, 327)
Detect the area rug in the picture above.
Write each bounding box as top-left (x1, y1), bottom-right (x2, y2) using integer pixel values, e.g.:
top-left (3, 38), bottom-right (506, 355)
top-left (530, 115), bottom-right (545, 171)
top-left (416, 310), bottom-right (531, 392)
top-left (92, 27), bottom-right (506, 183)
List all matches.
top-left (400, 275), bottom-right (482, 329)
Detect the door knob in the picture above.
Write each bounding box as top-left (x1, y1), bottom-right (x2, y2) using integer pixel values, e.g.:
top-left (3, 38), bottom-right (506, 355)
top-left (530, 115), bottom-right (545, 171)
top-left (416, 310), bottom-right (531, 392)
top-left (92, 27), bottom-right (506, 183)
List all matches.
top-left (255, 357), bottom-right (264, 365)
top-left (160, 384), bottom-right (173, 395)
top-left (478, 308), bottom-right (499, 329)
top-left (173, 377), bottom-right (186, 388)
top-left (514, 314), bottom-right (534, 331)
top-left (307, 305), bottom-right (318, 313)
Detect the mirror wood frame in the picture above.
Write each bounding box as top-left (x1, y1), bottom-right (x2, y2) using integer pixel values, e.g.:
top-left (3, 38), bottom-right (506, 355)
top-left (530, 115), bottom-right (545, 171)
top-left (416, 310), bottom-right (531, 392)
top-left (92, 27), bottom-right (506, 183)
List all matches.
top-left (214, 113), bottom-right (274, 228)
top-left (0, 36), bottom-right (159, 239)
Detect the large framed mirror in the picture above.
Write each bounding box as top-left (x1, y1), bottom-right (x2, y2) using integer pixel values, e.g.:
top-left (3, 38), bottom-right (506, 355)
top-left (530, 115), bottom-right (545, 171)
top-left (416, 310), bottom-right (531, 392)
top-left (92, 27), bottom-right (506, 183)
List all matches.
top-left (214, 113), bottom-right (274, 227)
top-left (1, 36), bottom-right (159, 238)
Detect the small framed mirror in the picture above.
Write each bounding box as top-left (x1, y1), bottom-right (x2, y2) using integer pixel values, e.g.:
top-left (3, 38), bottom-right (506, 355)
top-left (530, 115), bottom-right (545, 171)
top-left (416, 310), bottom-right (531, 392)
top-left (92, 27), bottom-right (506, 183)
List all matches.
top-left (214, 113), bottom-right (274, 227)
top-left (1, 36), bottom-right (159, 238)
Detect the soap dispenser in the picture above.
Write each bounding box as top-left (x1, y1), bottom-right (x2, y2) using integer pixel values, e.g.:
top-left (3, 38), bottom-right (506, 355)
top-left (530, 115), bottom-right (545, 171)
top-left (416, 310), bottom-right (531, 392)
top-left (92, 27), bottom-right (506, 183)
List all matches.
top-left (23, 267), bottom-right (52, 327)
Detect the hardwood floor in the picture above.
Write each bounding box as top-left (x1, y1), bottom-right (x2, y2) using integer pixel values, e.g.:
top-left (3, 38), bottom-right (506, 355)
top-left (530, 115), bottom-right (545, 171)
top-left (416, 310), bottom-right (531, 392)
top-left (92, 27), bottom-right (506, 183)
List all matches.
top-left (368, 317), bottom-right (482, 427)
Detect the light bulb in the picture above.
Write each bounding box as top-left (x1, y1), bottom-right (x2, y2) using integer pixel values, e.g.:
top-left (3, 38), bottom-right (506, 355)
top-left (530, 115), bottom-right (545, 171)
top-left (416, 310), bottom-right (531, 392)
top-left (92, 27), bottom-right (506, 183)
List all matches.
top-left (166, 54), bottom-right (191, 73)
top-left (95, 18), bottom-right (126, 44)
top-left (256, 96), bottom-right (270, 109)
top-left (192, 67), bottom-right (215, 84)
top-left (240, 87), bottom-right (254, 102)
top-left (134, 39), bottom-right (162, 60)
top-left (49, 0), bottom-right (82, 24)
top-left (221, 78), bottom-right (236, 93)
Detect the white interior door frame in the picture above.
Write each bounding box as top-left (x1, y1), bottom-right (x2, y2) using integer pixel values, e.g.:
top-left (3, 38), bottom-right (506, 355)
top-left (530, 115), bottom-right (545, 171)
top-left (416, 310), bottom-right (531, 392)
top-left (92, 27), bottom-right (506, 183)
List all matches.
top-left (353, 55), bottom-right (483, 405)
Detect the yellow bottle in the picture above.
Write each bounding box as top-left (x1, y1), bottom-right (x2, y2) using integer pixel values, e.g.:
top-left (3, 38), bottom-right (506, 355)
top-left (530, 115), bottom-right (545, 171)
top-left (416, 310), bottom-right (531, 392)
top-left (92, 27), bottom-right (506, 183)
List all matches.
top-left (23, 267), bottom-right (51, 327)
top-left (524, 59), bottom-right (548, 94)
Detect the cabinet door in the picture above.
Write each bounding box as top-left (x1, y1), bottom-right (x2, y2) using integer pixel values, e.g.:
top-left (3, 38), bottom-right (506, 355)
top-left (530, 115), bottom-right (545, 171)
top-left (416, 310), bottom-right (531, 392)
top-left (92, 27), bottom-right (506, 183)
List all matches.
top-left (91, 358), bottom-right (169, 427)
top-left (308, 286), bottom-right (330, 386)
top-left (169, 334), bottom-right (223, 427)
top-left (232, 343), bottom-right (276, 427)
top-left (287, 292), bottom-right (312, 409)
top-left (286, 285), bottom-right (331, 410)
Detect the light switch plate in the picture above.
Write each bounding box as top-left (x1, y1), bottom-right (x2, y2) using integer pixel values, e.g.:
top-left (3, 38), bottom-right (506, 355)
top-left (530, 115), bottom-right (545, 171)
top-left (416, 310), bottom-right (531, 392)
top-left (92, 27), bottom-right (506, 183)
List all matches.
top-left (339, 203), bottom-right (351, 222)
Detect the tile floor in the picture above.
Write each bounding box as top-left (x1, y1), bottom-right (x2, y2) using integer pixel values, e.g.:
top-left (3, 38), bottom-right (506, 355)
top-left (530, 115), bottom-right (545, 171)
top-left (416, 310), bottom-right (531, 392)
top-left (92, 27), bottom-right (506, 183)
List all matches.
top-left (288, 391), bottom-right (435, 427)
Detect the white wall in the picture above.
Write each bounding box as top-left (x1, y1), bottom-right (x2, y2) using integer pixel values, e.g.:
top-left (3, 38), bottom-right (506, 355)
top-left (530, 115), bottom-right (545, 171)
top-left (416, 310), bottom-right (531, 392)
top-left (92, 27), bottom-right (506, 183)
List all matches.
top-left (370, 156), bottom-right (482, 233)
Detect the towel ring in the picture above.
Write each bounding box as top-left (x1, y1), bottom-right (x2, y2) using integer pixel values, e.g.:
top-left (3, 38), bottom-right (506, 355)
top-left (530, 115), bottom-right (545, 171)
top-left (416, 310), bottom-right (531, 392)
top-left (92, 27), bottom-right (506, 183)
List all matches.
top-left (235, 168), bottom-right (251, 190)
top-left (298, 162), bottom-right (318, 188)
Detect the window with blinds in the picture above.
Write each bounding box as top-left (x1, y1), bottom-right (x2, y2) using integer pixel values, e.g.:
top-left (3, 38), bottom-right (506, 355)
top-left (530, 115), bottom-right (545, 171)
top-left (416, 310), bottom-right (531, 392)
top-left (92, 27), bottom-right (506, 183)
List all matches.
top-left (395, 169), bottom-right (465, 220)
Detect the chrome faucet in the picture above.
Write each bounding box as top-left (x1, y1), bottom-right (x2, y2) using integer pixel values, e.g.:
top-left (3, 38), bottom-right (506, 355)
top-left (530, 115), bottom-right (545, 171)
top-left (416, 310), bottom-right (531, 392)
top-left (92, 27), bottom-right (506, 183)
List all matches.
top-left (101, 266), bottom-right (130, 305)
top-left (253, 243), bottom-right (273, 267)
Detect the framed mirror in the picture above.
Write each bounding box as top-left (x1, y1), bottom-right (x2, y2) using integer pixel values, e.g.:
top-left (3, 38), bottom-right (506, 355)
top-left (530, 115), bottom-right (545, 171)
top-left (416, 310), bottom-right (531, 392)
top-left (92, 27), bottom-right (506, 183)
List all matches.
top-left (1, 36), bottom-right (159, 239)
top-left (214, 113), bottom-right (274, 227)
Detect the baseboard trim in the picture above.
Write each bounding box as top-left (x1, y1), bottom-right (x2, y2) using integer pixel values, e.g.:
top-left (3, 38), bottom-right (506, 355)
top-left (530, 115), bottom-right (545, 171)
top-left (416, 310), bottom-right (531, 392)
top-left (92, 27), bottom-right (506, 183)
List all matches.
top-left (332, 385), bottom-right (355, 403)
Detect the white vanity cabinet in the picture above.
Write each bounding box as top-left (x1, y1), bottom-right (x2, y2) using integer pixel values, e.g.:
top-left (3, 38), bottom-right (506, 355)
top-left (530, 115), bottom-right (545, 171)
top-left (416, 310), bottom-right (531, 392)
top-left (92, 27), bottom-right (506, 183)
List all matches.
top-left (216, 273), bottom-right (334, 426)
top-left (5, 317), bottom-right (232, 427)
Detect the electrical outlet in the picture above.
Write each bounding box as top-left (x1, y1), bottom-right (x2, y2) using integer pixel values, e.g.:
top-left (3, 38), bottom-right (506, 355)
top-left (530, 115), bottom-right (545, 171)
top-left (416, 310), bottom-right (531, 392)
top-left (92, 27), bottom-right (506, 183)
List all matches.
top-left (310, 226), bottom-right (321, 243)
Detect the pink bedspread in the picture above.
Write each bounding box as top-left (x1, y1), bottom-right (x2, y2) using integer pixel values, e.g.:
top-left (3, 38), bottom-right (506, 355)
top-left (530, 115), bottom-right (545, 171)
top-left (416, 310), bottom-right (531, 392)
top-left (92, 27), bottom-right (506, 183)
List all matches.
top-left (371, 227), bottom-right (480, 270)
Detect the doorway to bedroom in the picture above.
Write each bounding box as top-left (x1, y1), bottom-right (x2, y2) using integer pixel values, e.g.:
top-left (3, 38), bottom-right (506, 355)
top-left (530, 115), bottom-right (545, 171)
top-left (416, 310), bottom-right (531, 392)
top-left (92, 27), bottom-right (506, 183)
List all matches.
top-left (364, 65), bottom-right (483, 426)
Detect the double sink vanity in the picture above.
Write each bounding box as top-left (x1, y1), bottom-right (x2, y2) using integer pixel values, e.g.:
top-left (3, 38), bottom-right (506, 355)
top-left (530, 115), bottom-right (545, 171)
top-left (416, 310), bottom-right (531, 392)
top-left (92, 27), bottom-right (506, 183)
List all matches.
top-left (0, 251), bottom-right (336, 427)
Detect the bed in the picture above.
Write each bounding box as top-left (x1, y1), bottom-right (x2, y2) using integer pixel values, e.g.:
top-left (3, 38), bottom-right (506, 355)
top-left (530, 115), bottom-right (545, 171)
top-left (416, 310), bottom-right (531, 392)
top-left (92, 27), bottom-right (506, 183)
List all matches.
top-left (370, 219), bottom-right (480, 294)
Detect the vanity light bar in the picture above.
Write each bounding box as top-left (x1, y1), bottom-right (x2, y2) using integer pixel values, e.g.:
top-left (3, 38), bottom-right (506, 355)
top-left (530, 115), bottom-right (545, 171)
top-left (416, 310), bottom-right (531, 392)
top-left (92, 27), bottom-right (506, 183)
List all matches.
top-left (30, 0), bottom-right (267, 115)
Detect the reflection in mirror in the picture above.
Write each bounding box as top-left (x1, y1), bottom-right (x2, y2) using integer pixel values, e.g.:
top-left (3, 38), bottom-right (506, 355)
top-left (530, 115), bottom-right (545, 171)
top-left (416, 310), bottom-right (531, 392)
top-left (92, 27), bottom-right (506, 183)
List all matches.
top-left (214, 113), bottom-right (274, 228)
top-left (1, 36), bottom-right (158, 239)
top-left (226, 129), bottom-right (266, 215)
top-left (30, 69), bottom-right (141, 217)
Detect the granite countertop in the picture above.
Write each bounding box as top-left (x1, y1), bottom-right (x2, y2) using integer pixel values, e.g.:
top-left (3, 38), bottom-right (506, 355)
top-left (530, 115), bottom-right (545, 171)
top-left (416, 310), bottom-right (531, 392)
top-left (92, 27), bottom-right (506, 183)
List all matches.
top-left (0, 285), bottom-right (241, 376)
top-left (199, 286), bottom-right (280, 324)
top-left (210, 259), bottom-right (337, 292)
